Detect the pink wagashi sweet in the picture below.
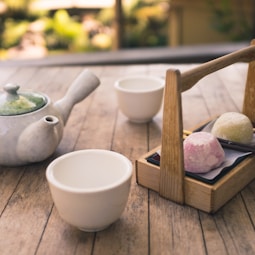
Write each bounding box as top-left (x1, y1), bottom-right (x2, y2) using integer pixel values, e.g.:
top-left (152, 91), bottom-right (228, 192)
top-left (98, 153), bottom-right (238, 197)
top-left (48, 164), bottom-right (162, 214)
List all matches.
top-left (183, 132), bottom-right (225, 173)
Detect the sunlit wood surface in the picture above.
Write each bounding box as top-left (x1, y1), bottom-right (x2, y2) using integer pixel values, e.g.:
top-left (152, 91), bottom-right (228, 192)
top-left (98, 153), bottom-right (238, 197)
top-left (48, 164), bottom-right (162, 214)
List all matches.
top-left (0, 63), bottom-right (255, 255)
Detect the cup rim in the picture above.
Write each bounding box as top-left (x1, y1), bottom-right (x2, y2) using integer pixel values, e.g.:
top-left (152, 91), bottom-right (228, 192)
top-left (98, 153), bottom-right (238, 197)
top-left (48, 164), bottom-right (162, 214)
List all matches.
top-left (46, 149), bottom-right (132, 193)
top-left (114, 75), bottom-right (164, 94)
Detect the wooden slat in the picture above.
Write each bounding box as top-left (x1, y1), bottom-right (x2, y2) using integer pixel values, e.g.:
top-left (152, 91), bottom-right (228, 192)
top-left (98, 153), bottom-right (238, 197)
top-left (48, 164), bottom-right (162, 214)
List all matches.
top-left (150, 194), bottom-right (205, 255)
top-left (243, 40), bottom-right (255, 124)
top-left (0, 163), bottom-right (53, 255)
top-left (197, 68), bottom-right (239, 116)
top-left (215, 64), bottom-right (246, 112)
top-left (93, 68), bottom-right (149, 255)
top-left (199, 194), bottom-right (255, 255)
top-left (0, 42), bottom-right (248, 67)
top-left (36, 67), bottom-right (98, 254)
top-left (241, 180), bottom-right (255, 226)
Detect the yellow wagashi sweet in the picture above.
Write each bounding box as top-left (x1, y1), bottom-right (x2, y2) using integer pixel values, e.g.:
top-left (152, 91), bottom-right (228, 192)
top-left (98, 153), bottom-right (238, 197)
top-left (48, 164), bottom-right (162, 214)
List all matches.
top-left (211, 112), bottom-right (253, 144)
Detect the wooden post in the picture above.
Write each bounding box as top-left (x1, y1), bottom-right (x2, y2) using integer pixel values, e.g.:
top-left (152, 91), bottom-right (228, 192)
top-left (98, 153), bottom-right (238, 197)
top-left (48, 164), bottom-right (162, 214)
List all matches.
top-left (168, 3), bottom-right (182, 47)
top-left (242, 39), bottom-right (255, 125)
top-left (159, 69), bottom-right (185, 204)
top-left (113, 0), bottom-right (123, 50)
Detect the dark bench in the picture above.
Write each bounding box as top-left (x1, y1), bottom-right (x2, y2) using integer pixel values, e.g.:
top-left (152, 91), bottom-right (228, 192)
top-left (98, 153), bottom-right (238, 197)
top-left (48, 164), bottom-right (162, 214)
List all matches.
top-left (0, 41), bottom-right (249, 67)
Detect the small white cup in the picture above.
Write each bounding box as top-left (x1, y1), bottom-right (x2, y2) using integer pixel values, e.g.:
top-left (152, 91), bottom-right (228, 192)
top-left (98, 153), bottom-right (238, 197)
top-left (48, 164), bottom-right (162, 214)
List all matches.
top-left (46, 149), bottom-right (132, 232)
top-left (114, 75), bottom-right (164, 123)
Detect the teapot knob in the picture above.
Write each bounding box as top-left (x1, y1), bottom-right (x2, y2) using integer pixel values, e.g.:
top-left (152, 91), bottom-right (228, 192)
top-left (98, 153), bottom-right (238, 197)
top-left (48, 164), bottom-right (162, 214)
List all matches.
top-left (4, 83), bottom-right (20, 95)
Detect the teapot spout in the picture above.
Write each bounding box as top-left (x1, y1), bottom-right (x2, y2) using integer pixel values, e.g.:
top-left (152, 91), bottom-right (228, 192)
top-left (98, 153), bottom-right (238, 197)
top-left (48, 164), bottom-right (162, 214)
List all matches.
top-left (54, 69), bottom-right (100, 125)
top-left (17, 115), bottom-right (61, 163)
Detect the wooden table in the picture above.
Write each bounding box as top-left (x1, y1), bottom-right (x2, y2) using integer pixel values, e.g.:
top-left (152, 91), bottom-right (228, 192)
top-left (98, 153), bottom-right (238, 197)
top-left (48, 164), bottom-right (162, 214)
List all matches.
top-left (0, 63), bottom-right (255, 255)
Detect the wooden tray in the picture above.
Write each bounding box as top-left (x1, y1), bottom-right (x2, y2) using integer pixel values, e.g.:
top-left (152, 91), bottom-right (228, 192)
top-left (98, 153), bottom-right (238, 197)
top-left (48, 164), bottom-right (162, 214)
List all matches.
top-left (136, 39), bottom-right (255, 213)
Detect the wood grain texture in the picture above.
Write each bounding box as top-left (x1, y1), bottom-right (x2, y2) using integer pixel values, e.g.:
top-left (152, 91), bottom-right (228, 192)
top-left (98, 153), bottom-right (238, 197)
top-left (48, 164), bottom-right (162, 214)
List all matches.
top-left (1, 63), bottom-right (255, 255)
top-left (159, 69), bottom-right (184, 203)
top-left (243, 57), bottom-right (255, 123)
top-left (181, 41), bottom-right (255, 92)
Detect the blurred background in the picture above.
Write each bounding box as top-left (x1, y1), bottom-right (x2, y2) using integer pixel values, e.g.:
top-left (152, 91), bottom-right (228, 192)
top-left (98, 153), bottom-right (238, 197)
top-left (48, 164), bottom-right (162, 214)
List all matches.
top-left (0, 0), bottom-right (254, 60)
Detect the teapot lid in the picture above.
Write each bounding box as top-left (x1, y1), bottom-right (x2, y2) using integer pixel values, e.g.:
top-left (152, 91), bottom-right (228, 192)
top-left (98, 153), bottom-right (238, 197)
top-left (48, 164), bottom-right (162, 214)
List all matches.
top-left (0, 83), bottom-right (47, 116)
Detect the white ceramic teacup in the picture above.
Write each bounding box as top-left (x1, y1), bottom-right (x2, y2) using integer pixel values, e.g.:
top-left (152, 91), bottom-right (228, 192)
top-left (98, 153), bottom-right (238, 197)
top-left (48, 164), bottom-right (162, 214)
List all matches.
top-left (46, 149), bottom-right (132, 232)
top-left (114, 75), bottom-right (165, 123)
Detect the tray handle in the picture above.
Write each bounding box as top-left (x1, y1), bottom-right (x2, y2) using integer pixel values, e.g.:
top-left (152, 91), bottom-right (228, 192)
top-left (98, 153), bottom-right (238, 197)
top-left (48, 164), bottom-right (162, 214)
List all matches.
top-left (181, 39), bottom-right (255, 92)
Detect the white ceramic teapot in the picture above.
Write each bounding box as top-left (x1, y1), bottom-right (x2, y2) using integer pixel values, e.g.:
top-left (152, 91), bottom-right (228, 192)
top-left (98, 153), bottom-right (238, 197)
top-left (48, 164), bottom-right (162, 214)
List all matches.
top-left (0, 69), bottom-right (100, 166)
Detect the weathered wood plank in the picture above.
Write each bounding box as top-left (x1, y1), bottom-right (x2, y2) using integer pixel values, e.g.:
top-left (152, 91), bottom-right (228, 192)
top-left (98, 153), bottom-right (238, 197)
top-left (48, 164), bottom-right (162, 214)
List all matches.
top-left (0, 66), bottom-right (97, 255)
top-left (93, 115), bottom-right (149, 255)
top-left (0, 67), bottom-right (49, 255)
top-left (37, 207), bottom-right (94, 255)
top-left (150, 193), bottom-right (206, 255)
top-left (36, 66), bottom-right (98, 255)
top-left (0, 162), bottom-right (53, 255)
top-left (0, 67), bottom-right (19, 83)
top-left (216, 64), bottom-right (247, 112)
top-left (240, 180), bottom-right (255, 226)
top-left (199, 193), bottom-right (255, 255)
top-left (74, 75), bottom-right (119, 151)
top-left (92, 67), bottom-right (149, 255)
top-left (196, 69), bottom-right (238, 116)
top-left (0, 63), bottom-right (255, 255)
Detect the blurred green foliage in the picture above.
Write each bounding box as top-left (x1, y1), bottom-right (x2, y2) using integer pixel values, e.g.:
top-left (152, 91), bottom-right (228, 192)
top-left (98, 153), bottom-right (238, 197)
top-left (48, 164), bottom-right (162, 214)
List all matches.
top-left (98, 0), bottom-right (170, 48)
top-left (44, 10), bottom-right (89, 51)
top-left (122, 0), bottom-right (169, 47)
top-left (1, 0), bottom-right (254, 59)
top-left (2, 19), bottom-right (29, 48)
top-left (207, 0), bottom-right (254, 41)
top-left (0, 0), bottom-right (170, 57)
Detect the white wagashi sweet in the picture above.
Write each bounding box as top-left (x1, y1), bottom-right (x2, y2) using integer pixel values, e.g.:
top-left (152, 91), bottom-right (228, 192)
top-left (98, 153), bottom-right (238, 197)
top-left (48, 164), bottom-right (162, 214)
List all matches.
top-left (211, 112), bottom-right (253, 144)
top-left (184, 132), bottom-right (225, 173)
